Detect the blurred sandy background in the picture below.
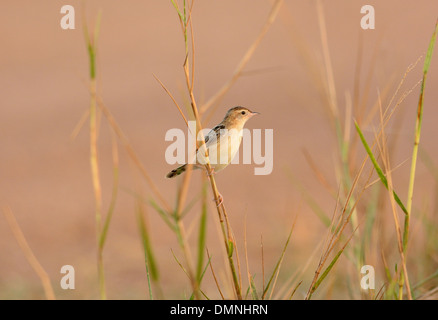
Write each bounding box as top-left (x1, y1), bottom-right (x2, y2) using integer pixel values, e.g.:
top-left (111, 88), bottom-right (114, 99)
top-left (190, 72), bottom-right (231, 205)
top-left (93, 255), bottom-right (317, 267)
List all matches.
top-left (1, 0), bottom-right (437, 299)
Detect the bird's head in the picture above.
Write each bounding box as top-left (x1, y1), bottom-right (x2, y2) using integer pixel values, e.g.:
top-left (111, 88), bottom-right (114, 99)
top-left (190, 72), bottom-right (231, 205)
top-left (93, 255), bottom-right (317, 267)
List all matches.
top-left (223, 106), bottom-right (259, 127)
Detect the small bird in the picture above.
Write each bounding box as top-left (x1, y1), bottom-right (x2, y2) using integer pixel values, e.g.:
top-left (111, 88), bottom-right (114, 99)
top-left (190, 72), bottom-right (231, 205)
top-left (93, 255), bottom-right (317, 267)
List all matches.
top-left (166, 106), bottom-right (259, 179)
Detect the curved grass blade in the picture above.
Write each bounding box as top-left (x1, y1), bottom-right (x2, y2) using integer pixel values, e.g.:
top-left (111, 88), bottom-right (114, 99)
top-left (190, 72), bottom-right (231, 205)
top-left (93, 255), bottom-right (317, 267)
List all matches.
top-left (137, 202), bottom-right (159, 283)
top-left (354, 121), bottom-right (408, 215)
top-left (262, 223), bottom-right (294, 299)
top-left (196, 184), bottom-right (208, 282)
top-left (307, 228), bottom-right (356, 299)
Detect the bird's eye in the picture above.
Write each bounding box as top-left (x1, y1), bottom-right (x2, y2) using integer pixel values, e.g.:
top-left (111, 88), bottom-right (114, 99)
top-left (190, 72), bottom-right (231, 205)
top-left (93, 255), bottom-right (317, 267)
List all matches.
top-left (241, 111), bottom-right (246, 115)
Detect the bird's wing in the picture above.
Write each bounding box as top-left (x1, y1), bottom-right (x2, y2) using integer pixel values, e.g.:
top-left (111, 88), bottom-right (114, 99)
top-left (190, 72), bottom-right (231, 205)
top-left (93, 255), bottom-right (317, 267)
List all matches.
top-left (202, 124), bottom-right (225, 149)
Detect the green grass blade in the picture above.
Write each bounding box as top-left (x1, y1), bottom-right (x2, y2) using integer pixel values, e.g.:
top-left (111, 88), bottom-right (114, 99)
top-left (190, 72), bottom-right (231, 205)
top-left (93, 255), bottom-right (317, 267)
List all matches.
top-left (286, 169), bottom-right (331, 227)
top-left (123, 188), bottom-right (176, 231)
top-left (310, 248), bottom-right (343, 298)
top-left (249, 275), bottom-right (259, 300)
top-left (262, 225), bottom-right (294, 299)
top-left (354, 121), bottom-right (408, 215)
top-left (404, 20), bottom-right (438, 248)
top-left (137, 202), bottom-right (159, 282)
top-left (413, 269), bottom-right (438, 291)
top-left (423, 21), bottom-right (438, 74)
top-left (289, 280), bottom-right (303, 300)
top-left (196, 184), bottom-right (208, 282)
top-left (179, 190), bottom-right (203, 219)
top-left (149, 199), bottom-right (175, 231)
top-left (308, 229), bottom-right (355, 300)
top-left (170, 0), bottom-right (185, 24)
top-left (85, 11), bottom-right (101, 80)
top-left (99, 156), bottom-right (119, 250)
top-left (397, 23), bottom-right (438, 298)
top-left (190, 256), bottom-right (212, 300)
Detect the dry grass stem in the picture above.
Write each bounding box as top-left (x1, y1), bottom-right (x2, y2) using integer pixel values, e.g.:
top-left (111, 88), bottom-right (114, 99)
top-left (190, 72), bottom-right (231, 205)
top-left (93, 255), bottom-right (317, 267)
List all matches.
top-left (200, 0), bottom-right (284, 120)
top-left (3, 207), bottom-right (55, 300)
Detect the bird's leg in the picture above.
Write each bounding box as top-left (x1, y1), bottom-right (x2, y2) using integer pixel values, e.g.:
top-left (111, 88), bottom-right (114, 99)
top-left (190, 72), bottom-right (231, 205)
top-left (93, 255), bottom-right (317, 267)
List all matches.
top-left (213, 192), bottom-right (224, 207)
top-left (206, 167), bottom-right (216, 177)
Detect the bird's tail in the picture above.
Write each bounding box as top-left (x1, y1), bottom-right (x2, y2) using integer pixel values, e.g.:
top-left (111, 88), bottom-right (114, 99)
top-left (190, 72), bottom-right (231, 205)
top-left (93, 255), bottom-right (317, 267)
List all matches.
top-left (166, 164), bottom-right (187, 178)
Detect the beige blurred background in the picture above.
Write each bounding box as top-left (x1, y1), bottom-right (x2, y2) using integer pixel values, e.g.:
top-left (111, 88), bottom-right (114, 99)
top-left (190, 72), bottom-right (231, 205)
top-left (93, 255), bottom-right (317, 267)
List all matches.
top-left (1, 0), bottom-right (437, 299)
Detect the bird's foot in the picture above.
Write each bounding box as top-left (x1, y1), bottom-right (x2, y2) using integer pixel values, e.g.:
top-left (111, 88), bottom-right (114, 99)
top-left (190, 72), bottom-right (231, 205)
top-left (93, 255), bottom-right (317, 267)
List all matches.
top-left (212, 192), bottom-right (223, 207)
top-left (206, 168), bottom-right (216, 177)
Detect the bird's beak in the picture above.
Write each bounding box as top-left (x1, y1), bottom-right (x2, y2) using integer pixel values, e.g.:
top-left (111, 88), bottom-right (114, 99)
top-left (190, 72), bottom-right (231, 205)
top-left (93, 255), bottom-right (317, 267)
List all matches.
top-left (250, 111), bottom-right (260, 117)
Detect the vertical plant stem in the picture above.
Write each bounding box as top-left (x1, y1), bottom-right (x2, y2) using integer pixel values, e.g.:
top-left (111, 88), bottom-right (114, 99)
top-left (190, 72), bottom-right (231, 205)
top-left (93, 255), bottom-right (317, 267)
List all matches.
top-left (85, 13), bottom-right (106, 300)
top-left (90, 78), bottom-right (105, 300)
top-left (3, 207), bottom-right (56, 300)
top-left (136, 199), bottom-right (159, 299)
top-left (174, 209), bottom-right (200, 299)
top-left (196, 182), bottom-right (208, 282)
top-left (400, 20), bottom-right (438, 299)
top-left (172, 0), bottom-right (242, 299)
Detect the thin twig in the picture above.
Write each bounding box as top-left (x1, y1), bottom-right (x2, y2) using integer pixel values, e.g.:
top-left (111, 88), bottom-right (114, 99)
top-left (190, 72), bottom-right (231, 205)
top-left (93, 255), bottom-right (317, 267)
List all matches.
top-left (95, 95), bottom-right (171, 213)
top-left (3, 207), bottom-right (55, 300)
top-left (207, 249), bottom-right (225, 300)
top-left (153, 73), bottom-right (190, 129)
top-left (200, 0), bottom-right (284, 119)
